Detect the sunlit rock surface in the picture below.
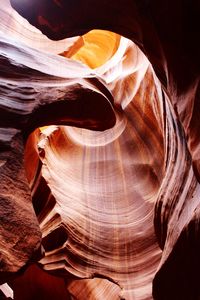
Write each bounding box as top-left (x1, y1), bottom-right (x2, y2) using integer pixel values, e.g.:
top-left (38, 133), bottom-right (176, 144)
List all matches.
top-left (0, 0), bottom-right (199, 299)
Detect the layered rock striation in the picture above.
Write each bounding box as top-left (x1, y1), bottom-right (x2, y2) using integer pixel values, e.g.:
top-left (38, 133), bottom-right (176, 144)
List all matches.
top-left (0, 0), bottom-right (199, 299)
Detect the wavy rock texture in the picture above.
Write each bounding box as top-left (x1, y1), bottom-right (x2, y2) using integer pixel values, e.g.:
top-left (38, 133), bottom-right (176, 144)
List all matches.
top-left (0, 0), bottom-right (199, 299)
top-left (21, 35), bottom-right (162, 299)
top-left (35, 69), bottom-right (163, 300)
top-left (0, 0), bottom-right (116, 285)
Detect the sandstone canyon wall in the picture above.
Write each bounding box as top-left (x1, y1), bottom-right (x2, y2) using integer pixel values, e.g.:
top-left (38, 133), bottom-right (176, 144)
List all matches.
top-left (0, 0), bottom-right (199, 299)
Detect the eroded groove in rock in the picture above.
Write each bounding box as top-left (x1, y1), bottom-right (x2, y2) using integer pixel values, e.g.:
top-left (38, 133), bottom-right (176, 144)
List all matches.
top-left (1, 0), bottom-right (80, 54)
top-left (26, 66), bottom-right (164, 299)
top-left (10, 0), bottom-right (200, 171)
top-left (1, 0), bottom-right (200, 299)
top-left (0, 13), bottom-right (117, 282)
top-left (67, 278), bottom-right (122, 300)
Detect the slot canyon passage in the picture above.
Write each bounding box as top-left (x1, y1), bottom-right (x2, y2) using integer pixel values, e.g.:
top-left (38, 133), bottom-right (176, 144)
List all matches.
top-left (0, 0), bottom-right (199, 299)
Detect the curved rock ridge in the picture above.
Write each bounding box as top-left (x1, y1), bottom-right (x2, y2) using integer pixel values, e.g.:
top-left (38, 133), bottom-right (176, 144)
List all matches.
top-left (0, 0), bottom-right (80, 54)
top-left (10, 0), bottom-right (200, 166)
top-left (0, 0), bottom-right (200, 299)
top-left (67, 278), bottom-right (122, 300)
top-left (26, 67), bottom-right (164, 300)
top-left (0, 8), bottom-right (117, 284)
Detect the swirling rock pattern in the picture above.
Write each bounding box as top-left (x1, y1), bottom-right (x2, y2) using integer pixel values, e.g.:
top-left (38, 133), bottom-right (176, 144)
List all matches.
top-left (34, 68), bottom-right (163, 299)
top-left (0, 0), bottom-right (199, 299)
top-left (0, 0), bottom-right (116, 285)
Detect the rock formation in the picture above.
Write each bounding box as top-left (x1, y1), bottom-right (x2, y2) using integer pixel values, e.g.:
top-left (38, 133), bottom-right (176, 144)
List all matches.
top-left (0, 0), bottom-right (199, 299)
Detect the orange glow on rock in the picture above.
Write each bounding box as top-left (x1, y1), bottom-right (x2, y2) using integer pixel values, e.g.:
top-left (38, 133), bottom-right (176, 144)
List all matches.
top-left (61, 30), bottom-right (120, 69)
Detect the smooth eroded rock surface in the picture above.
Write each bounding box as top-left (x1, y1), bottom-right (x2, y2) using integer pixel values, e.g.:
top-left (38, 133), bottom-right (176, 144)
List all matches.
top-left (0, 0), bottom-right (199, 299)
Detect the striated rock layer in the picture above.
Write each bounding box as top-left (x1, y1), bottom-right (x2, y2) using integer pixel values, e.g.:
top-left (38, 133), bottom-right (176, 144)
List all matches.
top-left (0, 0), bottom-right (199, 299)
top-left (34, 69), bottom-right (163, 299)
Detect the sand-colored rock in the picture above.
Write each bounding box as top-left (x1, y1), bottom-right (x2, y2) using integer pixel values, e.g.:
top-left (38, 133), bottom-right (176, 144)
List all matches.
top-left (0, 0), bottom-right (199, 299)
